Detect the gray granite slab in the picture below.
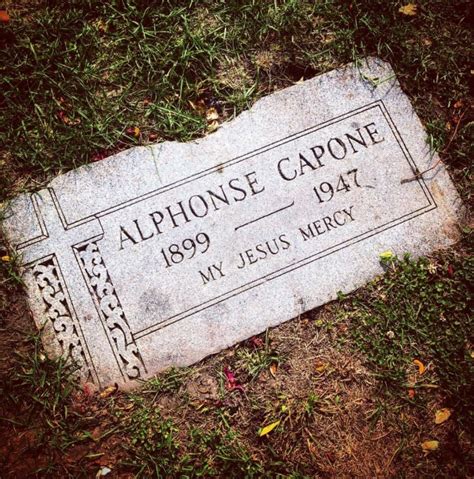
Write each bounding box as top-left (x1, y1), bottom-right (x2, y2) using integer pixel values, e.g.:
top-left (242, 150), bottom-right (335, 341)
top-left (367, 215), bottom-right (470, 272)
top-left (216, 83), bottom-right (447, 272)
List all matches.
top-left (1, 58), bottom-right (462, 390)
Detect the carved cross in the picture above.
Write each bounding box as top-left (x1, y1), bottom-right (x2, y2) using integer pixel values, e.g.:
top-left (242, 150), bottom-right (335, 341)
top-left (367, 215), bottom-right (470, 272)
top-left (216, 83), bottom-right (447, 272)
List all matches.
top-left (17, 189), bottom-right (145, 385)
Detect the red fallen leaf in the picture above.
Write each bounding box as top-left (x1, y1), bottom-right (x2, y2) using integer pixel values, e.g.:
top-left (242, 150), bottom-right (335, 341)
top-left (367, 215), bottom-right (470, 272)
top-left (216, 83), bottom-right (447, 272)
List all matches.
top-left (83, 382), bottom-right (94, 397)
top-left (91, 150), bottom-right (108, 162)
top-left (0, 10), bottom-right (9, 23)
top-left (447, 264), bottom-right (454, 277)
top-left (249, 336), bottom-right (264, 349)
top-left (91, 148), bottom-right (118, 162)
top-left (223, 366), bottom-right (244, 393)
top-left (71, 384), bottom-right (94, 414)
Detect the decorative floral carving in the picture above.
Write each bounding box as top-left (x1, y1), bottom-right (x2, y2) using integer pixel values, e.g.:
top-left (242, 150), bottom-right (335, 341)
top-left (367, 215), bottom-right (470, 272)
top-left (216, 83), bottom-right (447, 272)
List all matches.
top-left (76, 242), bottom-right (145, 380)
top-left (32, 256), bottom-right (92, 381)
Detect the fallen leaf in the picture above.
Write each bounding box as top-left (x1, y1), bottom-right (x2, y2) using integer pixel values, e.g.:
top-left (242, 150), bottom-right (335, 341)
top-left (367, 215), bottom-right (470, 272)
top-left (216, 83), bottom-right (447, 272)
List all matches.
top-left (408, 388), bottom-right (415, 399)
top-left (434, 408), bottom-right (452, 424)
top-left (413, 359), bottom-right (426, 375)
top-left (399, 4), bottom-right (417, 16)
top-left (249, 336), bottom-right (264, 348)
top-left (259, 420), bottom-right (280, 437)
top-left (453, 100), bottom-right (463, 109)
top-left (379, 250), bottom-right (394, 261)
top-left (421, 440), bottom-right (439, 452)
top-left (0, 10), bottom-right (9, 23)
top-left (126, 126), bottom-right (140, 138)
top-left (315, 361), bottom-right (327, 373)
top-left (83, 383), bottom-right (94, 397)
top-left (1, 255), bottom-right (11, 262)
top-left (206, 107), bottom-right (219, 121)
top-left (91, 150), bottom-right (109, 162)
top-left (223, 366), bottom-right (244, 393)
top-left (57, 110), bottom-right (81, 126)
top-left (99, 384), bottom-right (117, 398)
top-left (96, 466), bottom-right (112, 477)
top-left (269, 362), bottom-right (278, 378)
top-left (189, 99), bottom-right (207, 114)
top-left (207, 120), bottom-right (219, 133)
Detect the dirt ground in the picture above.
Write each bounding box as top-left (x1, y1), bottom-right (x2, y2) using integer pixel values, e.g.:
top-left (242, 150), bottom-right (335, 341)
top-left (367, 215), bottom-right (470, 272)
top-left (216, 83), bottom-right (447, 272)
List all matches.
top-left (0, 267), bottom-right (472, 477)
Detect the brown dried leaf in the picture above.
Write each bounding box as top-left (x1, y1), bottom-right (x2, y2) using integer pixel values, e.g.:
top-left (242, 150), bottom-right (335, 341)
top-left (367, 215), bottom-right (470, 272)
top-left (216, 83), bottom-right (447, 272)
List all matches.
top-left (315, 361), bottom-right (327, 373)
top-left (189, 99), bottom-right (206, 114)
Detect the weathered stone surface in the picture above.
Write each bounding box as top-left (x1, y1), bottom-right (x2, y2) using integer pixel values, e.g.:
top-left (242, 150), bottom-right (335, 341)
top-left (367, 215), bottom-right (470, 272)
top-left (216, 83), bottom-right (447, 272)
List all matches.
top-left (1, 58), bottom-right (462, 389)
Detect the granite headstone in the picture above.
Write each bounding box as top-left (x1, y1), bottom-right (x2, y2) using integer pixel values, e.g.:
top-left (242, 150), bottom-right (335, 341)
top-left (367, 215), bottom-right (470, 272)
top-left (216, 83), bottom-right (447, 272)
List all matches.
top-left (1, 58), bottom-right (462, 389)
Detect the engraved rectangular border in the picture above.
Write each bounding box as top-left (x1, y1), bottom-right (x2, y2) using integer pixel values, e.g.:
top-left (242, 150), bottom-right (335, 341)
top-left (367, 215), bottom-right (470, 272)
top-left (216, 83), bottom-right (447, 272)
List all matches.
top-left (132, 100), bottom-right (437, 339)
top-left (31, 101), bottom-right (436, 339)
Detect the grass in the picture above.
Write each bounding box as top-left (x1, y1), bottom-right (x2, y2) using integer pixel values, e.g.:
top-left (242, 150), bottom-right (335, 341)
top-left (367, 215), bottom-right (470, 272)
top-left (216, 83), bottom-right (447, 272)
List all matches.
top-left (0, 0), bottom-right (472, 201)
top-left (120, 396), bottom-right (180, 477)
top-left (340, 235), bottom-right (473, 427)
top-left (235, 330), bottom-right (281, 381)
top-left (0, 333), bottom-right (93, 474)
top-left (0, 0), bottom-right (473, 477)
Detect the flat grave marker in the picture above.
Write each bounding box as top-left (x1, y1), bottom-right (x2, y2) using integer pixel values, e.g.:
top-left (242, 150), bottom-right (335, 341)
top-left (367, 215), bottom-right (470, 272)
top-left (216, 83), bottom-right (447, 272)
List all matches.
top-left (1, 58), bottom-right (462, 389)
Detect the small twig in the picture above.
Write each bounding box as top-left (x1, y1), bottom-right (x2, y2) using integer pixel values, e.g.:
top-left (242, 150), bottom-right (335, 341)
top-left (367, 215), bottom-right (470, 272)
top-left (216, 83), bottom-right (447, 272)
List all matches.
top-left (401, 108), bottom-right (467, 184)
top-left (442, 108), bottom-right (467, 153)
top-left (400, 159), bottom-right (442, 184)
top-left (370, 431), bottom-right (391, 441)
